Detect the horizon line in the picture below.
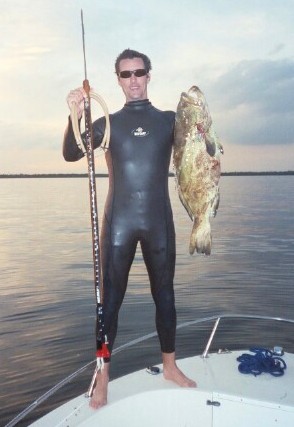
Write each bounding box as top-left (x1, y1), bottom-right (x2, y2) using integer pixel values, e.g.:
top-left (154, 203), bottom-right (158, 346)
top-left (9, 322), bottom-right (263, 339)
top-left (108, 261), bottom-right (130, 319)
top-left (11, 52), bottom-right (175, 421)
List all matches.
top-left (0, 171), bottom-right (293, 178)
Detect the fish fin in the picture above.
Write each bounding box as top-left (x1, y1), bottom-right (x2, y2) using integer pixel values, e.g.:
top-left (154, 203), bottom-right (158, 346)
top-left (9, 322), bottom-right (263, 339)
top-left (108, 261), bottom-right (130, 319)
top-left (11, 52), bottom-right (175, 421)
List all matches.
top-left (176, 178), bottom-right (194, 220)
top-left (211, 188), bottom-right (220, 217)
top-left (204, 134), bottom-right (216, 157)
top-left (189, 218), bottom-right (212, 256)
top-left (218, 142), bottom-right (224, 155)
top-left (180, 195), bottom-right (194, 221)
top-left (205, 125), bottom-right (223, 157)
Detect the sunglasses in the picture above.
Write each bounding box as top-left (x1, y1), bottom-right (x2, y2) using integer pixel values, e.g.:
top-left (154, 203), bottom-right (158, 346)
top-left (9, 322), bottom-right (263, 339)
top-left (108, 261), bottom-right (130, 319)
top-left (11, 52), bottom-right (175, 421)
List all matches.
top-left (118, 69), bottom-right (147, 79)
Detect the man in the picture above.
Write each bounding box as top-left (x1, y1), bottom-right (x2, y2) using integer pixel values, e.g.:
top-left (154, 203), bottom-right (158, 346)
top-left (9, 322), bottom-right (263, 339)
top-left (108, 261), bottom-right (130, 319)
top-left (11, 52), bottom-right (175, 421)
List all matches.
top-left (63, 48), bottom-right (196, 409)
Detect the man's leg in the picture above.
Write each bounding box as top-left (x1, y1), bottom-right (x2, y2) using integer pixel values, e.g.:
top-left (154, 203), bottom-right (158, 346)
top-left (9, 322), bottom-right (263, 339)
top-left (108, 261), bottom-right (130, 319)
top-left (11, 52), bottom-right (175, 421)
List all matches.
top-left (141, 222), bottom-right (196, 388)
top-left (89, 362), bottom-right (110, 409)
top-left (90, 222), bottom-right (137, 409)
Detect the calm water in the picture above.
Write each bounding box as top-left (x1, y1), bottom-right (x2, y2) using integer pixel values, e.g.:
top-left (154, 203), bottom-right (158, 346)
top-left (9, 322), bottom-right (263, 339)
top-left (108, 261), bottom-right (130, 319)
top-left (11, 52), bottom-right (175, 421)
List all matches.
top-left (1, 176), bottom-right (294, 426)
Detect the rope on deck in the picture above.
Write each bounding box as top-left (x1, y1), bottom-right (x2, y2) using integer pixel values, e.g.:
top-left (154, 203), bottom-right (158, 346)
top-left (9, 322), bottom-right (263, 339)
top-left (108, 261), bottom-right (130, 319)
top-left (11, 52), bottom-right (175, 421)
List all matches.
top-left (237, 347), bottom-right (287, 377)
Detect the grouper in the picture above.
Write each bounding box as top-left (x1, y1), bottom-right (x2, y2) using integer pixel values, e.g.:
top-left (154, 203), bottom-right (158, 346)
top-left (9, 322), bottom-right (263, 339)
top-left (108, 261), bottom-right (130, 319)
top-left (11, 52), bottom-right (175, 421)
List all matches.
top-left (173, 86), bottom-right (223, 255)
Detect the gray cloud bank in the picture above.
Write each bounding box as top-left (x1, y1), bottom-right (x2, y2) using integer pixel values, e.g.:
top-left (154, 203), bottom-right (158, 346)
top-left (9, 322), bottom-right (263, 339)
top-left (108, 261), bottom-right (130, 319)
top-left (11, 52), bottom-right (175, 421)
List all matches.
top-left (209, 58), bottom-right (294, 146)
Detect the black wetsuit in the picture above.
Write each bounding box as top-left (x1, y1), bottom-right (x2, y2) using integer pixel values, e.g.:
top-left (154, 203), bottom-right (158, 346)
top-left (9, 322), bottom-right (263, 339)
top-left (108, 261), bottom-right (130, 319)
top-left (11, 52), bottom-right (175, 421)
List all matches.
top-left (63, 99), bottom-right (176, 353)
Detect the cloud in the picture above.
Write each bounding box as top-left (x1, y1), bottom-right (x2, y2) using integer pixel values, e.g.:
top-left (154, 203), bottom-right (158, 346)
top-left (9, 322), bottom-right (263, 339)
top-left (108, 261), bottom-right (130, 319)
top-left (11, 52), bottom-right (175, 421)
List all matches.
top-left (268, 44), bottom-right (286, 56)
top-left (0, 113), bottom-right (64, 150)
top-left (208, 59), bottom-right (294, 146)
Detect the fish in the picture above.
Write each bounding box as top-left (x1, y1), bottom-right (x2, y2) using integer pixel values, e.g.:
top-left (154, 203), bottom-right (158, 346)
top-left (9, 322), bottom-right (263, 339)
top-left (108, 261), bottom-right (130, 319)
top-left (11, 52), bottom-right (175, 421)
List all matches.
top-left (173, 85), bottom-right (223, 255)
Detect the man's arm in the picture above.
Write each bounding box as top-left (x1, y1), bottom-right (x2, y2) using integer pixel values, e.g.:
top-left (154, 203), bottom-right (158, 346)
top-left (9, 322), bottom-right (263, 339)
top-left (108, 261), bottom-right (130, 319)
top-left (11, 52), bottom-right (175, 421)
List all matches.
top-left (63, 87), bottom-right (107, 162)
top-left (63, 115), bottom-right (85, 162)
top-left (63, 88), bottom-right (86, 162)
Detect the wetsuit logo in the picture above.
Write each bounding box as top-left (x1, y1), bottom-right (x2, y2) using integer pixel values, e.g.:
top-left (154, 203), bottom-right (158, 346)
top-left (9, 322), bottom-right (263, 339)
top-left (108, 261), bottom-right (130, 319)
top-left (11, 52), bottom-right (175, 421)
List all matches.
top-left (132, 127), bottom-right (149, 137)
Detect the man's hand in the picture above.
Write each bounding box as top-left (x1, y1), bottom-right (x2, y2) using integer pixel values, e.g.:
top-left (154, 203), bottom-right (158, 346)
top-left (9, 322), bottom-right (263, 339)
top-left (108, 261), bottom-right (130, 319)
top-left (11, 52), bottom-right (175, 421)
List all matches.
top-left (66, 87), bottom-right (87, 119)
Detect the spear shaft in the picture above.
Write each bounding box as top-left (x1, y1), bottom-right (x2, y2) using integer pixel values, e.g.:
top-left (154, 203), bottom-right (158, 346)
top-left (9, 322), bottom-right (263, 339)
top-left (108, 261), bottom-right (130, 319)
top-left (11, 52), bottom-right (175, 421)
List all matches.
top-left (80, 10), bottom-right (110, 373)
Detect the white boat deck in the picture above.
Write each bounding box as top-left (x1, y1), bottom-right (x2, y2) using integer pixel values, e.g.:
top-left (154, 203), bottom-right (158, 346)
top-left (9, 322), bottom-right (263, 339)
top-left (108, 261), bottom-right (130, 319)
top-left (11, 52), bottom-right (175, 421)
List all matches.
top-left (30, 350), bottom-right (294, 427)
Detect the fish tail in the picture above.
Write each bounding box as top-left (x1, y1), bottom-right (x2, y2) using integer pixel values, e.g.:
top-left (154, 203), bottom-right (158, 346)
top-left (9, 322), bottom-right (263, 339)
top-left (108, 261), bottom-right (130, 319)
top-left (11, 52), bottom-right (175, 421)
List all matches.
top-left (189, 218), bottom-right (212, 255)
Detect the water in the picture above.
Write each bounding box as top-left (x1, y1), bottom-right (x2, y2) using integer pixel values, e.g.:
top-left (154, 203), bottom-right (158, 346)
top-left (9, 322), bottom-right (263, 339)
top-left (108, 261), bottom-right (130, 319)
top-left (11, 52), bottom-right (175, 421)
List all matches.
top-left (0, 176), bottom-right (294, 426)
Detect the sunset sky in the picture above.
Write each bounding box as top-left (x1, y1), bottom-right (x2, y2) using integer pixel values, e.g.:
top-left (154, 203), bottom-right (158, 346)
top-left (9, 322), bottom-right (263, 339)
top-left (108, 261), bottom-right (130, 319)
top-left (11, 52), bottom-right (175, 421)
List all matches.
top-left (1, 0), bottom-right (294, 174)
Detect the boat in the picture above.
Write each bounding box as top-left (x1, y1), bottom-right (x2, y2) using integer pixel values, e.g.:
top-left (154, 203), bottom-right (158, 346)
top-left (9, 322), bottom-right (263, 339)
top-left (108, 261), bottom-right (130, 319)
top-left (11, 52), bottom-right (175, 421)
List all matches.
top-left (5, 314), bottom-right (294, 427)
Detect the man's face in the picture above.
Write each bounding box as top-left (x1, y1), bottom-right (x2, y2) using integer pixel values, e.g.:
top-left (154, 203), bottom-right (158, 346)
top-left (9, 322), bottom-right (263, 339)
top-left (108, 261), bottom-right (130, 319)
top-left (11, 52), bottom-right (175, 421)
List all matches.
top-left (117, 58), bottom-right (150, 102)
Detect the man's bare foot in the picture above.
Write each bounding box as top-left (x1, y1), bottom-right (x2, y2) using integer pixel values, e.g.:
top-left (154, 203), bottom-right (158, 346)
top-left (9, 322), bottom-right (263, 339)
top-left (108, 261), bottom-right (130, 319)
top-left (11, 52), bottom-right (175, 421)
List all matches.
top-left (89, 363), bottom-right (110, 409)
top-left (162, 352), bottom-right (197, 388)
top-left (163, 364), bottom-right (197, 387)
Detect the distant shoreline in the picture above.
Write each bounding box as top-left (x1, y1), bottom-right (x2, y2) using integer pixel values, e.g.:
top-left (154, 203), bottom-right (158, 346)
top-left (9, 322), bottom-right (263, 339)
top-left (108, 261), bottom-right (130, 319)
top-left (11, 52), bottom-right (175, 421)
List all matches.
top-left (0, 171), bottom-right (293, 178)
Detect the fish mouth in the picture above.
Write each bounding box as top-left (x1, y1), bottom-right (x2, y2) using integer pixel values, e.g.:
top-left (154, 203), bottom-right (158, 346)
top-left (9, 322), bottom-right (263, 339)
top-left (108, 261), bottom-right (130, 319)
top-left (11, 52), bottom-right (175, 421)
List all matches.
top-left (188, 85), bottom-right (202, 95)
top-left (179, 86), bottom-right (205, 108)
top-left (180, 90), bottom-right (202, 105)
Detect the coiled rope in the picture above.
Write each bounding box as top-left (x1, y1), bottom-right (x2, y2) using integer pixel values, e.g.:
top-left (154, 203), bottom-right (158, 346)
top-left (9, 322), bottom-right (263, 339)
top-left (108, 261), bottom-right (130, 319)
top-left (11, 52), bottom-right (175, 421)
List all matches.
top-left (70, 89), bottom-right (111, 153)
top-left (237, 347), bottom-right (287, 377)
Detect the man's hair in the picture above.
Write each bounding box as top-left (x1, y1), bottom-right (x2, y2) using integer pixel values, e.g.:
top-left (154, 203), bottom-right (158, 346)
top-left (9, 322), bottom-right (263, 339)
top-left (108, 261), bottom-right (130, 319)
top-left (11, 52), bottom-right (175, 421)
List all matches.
top-left (115, 49), bottom-right (152, 75)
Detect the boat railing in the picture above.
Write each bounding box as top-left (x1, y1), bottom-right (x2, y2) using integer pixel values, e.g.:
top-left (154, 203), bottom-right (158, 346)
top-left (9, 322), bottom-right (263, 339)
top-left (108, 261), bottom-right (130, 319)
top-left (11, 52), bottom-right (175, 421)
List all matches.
top-left (174, 314), bottom-right (294, 358)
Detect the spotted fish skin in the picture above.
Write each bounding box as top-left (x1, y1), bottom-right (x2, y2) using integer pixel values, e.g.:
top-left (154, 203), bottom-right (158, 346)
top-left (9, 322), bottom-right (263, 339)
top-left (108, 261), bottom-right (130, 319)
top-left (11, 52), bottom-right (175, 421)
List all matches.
top-left (173, 86), bottom-right (223, 255)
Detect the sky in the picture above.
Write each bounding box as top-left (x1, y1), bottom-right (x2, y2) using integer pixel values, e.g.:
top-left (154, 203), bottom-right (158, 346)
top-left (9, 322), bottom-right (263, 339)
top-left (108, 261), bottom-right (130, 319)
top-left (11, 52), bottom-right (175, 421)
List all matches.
top-left (1, 0), bottom-right (294, 174)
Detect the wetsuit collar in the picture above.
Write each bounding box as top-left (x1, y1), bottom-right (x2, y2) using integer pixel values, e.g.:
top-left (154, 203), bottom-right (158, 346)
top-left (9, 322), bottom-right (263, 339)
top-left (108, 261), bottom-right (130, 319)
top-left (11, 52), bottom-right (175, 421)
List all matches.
top-left (124, 99), bottom-right (152, 111)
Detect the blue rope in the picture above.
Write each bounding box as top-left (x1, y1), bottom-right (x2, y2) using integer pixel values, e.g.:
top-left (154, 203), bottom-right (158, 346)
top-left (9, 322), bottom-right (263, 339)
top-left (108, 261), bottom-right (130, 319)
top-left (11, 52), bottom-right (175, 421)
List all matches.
top-left (237, 347), bottom-right (287, 377)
